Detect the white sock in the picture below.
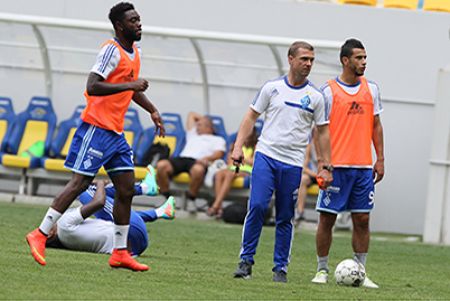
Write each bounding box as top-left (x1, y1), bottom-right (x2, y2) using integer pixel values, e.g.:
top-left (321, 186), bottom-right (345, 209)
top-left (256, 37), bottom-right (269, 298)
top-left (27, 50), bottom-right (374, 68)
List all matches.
top-left (354, 252), bottom-right (367, 266)
top-left (317, 256), bottom-right (329, 272)
top-left (39, 207), bottom-right (62, 235)
top-left (155, 206), bottom-right (164, 218)
top-left (140, 183), bottom-right (149, 195)
top-left (113, 224), bottom-right (129, 249)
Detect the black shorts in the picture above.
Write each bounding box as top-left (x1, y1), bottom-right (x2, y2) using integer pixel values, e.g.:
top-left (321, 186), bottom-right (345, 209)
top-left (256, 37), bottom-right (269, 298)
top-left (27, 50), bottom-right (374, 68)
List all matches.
top-left (169, 157), bottom-right (207, 176)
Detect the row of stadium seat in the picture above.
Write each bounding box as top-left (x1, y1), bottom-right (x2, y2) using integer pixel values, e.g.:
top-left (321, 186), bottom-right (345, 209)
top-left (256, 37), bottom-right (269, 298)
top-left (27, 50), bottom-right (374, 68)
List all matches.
top-left (340, 0), bottom-right (450, 12)
top-left (0, 96), bottom-right (265, 200)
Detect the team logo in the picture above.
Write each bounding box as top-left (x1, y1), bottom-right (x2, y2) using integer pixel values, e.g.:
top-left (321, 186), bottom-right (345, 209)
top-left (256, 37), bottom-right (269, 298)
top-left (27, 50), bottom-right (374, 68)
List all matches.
top-left (30, 108), bottom-right (47, 119)
top-left (83, 158), bottom-right (92, 169)
top-left (299, 95), bottom-right (311, 108)
top-left (347, 101), bottom-right (364, 115)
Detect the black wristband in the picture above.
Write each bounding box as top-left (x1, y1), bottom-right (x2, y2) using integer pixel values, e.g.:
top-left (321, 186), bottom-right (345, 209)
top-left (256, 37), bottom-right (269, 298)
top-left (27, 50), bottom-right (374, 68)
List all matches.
top-left (323, 165), bottom-right (334, 172)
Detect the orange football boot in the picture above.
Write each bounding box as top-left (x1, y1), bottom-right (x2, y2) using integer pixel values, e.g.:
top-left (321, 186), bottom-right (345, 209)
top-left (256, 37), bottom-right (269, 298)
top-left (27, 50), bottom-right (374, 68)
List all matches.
top-left (109, 249), bottom-right (149, 271)
top-left (26, 228), bottom-right (47, 266)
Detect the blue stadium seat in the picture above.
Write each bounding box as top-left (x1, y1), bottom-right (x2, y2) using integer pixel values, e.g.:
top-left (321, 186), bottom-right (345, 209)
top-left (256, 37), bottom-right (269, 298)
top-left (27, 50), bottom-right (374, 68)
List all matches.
top-left (1, 97), bottom-right (57, 168)
top-left (123, 108), bottom-right (143, 151)
top-left (134, 112), bottom-right (186, 179)
top-left (0, 97), bottom-right (16, 159)
top-left (42, 105), bottom-right (84, 172)
top-left (207, 114), bottom-right (229, 143)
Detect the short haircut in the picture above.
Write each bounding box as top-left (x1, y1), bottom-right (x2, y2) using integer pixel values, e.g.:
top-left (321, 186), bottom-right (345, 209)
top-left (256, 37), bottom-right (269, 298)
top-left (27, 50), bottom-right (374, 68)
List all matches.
top-left (109, 2), bottom-right (135, 27)
top-left (288, 41), bottom-right (314, 57)
top-left (340, 38), bottom-right (365, 61)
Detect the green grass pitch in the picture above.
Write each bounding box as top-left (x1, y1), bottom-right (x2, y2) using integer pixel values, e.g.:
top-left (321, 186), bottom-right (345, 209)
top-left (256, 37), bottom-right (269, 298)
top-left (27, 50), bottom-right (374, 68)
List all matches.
top-left (1, 202), bottom-right (449, 300)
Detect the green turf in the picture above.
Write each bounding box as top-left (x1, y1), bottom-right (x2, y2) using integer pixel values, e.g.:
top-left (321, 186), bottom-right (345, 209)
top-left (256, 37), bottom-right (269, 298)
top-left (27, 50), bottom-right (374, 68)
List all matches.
top-left (1, 202), bottom-right (449, 300)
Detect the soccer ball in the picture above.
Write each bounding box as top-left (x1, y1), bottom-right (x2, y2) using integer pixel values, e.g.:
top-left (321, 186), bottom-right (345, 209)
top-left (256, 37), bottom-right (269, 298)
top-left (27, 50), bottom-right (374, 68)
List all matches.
top-left (334, 259), bottom-right (366, 287)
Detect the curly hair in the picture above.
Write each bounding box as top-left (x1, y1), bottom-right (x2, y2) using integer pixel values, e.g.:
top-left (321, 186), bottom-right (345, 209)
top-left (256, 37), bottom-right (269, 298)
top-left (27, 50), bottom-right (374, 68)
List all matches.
top-left (108, 2), bottom-right (135, 27)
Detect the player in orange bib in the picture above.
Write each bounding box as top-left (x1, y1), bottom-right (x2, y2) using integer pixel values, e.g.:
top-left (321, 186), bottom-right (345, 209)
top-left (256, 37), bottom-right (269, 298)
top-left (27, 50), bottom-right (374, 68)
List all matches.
top-left (26, 2), bottom-right (165, 272)
top-left (311, 39), bottom-right (385, 288)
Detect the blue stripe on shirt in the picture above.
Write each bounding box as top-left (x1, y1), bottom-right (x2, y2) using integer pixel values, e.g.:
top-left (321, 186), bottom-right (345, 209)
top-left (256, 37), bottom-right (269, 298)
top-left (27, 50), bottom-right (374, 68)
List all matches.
top-left (99, 44), bottom-right (116, 74)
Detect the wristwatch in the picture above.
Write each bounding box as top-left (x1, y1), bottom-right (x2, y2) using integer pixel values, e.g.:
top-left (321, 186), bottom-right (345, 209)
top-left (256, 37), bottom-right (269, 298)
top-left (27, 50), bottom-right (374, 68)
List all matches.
top-left (323, 164), bottom-right (334, 172)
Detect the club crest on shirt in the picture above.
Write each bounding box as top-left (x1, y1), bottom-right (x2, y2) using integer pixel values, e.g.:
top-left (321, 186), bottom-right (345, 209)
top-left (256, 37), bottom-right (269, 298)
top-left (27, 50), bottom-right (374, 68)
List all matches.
top-left (299, 95), bottom-right (311, 108)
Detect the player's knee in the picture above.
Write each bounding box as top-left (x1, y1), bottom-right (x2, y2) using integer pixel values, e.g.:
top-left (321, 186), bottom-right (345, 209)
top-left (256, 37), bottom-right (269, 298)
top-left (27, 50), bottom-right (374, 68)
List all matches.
top-left (157, 160), bottom-right (172, 175)
top-left (67, 176), bottom-right (92, 195)
top-left (353, 213), bottom-right (370, 230)
top-left (190, 164), bottom-right (206, 179)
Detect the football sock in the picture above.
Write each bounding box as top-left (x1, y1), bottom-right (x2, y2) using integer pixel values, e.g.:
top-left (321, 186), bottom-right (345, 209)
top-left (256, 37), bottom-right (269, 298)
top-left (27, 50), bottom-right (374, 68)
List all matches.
top-left (353, 252), bottom-right (367, 266)
top-left (39, 207), bottom-right (62, 235)
top-left (113, 225), bottom-right (129, 249)
top-left (317, 256), bottom-right (329, 272)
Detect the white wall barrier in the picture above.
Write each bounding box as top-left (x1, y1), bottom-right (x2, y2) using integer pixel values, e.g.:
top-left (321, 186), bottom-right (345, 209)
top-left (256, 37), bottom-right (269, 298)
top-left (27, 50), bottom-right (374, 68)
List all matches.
top-left (423, 67), bottom-right (450, 245)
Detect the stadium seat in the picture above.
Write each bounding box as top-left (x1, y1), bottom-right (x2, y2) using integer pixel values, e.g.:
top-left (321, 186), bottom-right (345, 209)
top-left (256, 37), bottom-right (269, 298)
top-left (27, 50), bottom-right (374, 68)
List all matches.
top-left (1, 96), bottom-right (57, 169)
top-left (423, 0), bottom-right (450, 12)
top-left (384, 0), bottom-right (418, 9)
top-left (42, 105), bottom-right (84, 172)
top-left (339, 0), bottom-right (377, 5)
top-left (0, 97), bottom-right (16, 159)
top-left (134, 112), bottom-right (186, 179)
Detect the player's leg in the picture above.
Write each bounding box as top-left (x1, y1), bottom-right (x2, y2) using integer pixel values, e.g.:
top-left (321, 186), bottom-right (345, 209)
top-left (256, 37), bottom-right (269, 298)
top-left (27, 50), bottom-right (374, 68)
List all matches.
top-left (105, 135), bottom-right (148, 271)
top-left (156, 158), bottom-right (175, 199)
top-left (348, 168), bottom-right (378, 288)
top-left (296, 174), bottom-right (312, 223)
top-left (136, 196), bottom-right (176, 221)
top-left (234, 152), bottom-right (275, 279)
top-left (312, 168), bottom-right (353, 283)
top-left (272, 162), bottom-right (301, 282)
top-left (26, 122), bottom-right (101, 266)
top-left (209, 169), bottom-right (236, 217)
top-left (186, 162), bottom-right (207, 213)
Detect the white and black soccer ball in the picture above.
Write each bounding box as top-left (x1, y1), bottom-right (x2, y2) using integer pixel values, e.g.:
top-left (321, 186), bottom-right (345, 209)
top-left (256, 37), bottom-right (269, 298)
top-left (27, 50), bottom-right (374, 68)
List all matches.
top-left (334, 259), bottom-right (366, 287)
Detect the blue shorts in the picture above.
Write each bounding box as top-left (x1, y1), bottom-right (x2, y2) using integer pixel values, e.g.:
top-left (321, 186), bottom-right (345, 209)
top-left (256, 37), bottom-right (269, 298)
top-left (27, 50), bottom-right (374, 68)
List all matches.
top-left (64, 122), bottom-right (134, 177)
top-left (316, 168), bottom-right (375, 214)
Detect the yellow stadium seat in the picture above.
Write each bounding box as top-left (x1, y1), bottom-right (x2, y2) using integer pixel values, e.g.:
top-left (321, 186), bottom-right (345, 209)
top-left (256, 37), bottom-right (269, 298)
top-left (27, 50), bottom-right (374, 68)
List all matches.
top-left (423, 0), bottom-right (450, 12)
top-left (339, 0), bottom-right (377, 6)
top-left (384, 0), bottom-right (418, 9)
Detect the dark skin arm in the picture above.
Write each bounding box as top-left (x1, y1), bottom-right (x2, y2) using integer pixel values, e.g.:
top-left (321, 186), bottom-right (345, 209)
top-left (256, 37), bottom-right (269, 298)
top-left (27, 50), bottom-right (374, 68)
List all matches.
top-left (133, 91), bottom-right (165, 137)
top-left (79, 181), bottom-right (106, 219)
top-left (372, 115), bottom-right (385, 184)
top-left (86, 73), bottom-right (148, 96)
top-left (86, 73), bottom-right (165, 137)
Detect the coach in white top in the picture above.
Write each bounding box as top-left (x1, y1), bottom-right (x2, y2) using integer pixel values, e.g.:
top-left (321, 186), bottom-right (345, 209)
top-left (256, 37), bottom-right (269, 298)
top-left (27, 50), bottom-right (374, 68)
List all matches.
top-left (232, 41), bottom-right (333, 283)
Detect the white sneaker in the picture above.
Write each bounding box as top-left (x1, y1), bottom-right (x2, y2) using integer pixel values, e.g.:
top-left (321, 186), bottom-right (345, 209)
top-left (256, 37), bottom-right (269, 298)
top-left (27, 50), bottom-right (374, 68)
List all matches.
top-left (362, 276), bottom-right (379, 289)
top-left (311, 270), bottom-right (328, 284)
top-left (186, 200), bottom-right (197, 213)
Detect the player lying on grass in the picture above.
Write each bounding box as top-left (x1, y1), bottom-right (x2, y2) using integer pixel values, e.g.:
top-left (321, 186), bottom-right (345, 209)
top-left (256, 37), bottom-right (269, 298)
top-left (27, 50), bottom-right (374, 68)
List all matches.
top-left (45, 166), bottom-right (175, 263)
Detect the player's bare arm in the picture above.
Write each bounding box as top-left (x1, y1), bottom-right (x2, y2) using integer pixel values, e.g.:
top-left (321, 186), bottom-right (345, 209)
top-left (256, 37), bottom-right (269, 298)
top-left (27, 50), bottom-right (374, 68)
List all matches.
top-left (86, 73), bottom-right (148, 96)
top-left (231, 108), bottom-right (260, 167)
top-left (79, 181), bottom-right (106, 219)
top-left (186, 111), bottom-right (203, 131)
top-left (372, 115), bottom-right (385, 184)
top-left (315, 124), bottom-right (333, 188)
top-left (132, 91), bottom-right (165, 137)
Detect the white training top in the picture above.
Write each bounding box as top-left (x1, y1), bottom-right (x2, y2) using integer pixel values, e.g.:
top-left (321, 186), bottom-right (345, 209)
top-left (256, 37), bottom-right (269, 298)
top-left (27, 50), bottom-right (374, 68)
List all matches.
top-left (321, 77), bottom-right (383, 117)
top-left (180, 127), bottom-right (227, 159)
top-left (251, 75), bottom-right (328, 167)
top-left (57, 207), bottom-right (113, 254)
top-left (91, 38), bottom-right (142, 80)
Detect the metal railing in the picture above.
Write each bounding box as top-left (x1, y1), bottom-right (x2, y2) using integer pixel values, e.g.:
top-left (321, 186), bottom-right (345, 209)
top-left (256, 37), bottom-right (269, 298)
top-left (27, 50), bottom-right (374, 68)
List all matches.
top-left (0, 12), bottom-right (342, 113)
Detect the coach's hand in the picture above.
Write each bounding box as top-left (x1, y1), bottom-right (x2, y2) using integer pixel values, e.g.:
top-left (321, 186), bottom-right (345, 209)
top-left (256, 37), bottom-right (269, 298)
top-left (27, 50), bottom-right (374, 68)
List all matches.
top-left (231, 148), bottom-right (244, 174)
